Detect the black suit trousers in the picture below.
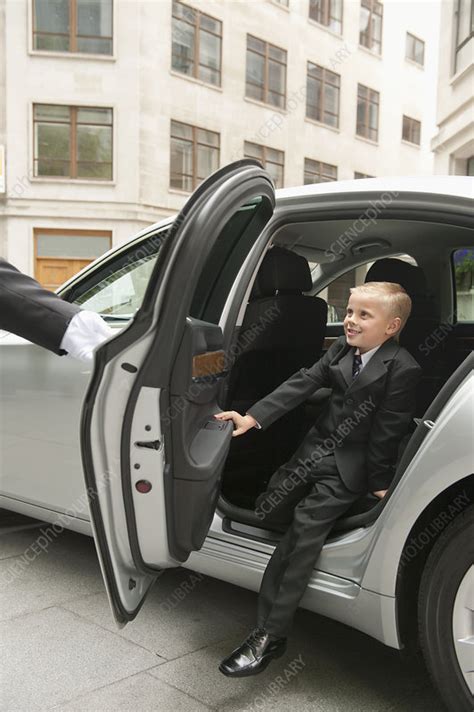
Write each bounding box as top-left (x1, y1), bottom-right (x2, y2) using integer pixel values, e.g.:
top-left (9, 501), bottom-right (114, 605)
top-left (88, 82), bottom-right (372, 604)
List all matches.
top-left (254, 433), bottom-right (362, 637)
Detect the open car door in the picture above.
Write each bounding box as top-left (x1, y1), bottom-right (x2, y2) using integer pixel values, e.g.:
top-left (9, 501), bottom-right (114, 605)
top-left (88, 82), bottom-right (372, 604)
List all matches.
top-left (81, 160), bottom-right (275, 626)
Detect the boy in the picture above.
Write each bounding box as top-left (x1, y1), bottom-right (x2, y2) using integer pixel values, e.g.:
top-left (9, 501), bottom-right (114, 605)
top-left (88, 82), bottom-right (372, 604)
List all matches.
top-left (213, 281), bottom-right (423, 677)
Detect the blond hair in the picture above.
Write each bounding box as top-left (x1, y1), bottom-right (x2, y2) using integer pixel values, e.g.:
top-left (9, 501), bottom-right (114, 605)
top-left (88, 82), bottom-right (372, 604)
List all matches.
top-left (349, 282), bottom-right (412, 339)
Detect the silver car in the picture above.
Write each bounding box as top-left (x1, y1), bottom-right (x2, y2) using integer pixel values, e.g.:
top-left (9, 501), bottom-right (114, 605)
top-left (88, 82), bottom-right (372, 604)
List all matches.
top-left (1, 163), bottom-right (473, 712)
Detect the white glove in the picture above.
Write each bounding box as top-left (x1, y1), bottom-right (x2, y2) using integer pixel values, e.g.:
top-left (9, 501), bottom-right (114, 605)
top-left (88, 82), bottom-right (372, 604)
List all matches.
top-left (60, 310), bottom-right (115, 364)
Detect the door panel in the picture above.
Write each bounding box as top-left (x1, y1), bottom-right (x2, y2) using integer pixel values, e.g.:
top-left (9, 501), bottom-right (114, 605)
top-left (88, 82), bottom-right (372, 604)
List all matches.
top-left (81, 160), bottom-right (275, 625)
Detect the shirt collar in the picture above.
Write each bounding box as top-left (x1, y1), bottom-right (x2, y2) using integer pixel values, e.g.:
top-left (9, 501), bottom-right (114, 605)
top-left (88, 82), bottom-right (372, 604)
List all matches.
top-left (355, 342), bottom-right (383, 367)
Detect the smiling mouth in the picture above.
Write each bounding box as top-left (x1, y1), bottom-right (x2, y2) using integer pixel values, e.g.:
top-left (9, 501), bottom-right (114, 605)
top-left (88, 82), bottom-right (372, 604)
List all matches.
top-left (346, 329), bottom-right (360, 336)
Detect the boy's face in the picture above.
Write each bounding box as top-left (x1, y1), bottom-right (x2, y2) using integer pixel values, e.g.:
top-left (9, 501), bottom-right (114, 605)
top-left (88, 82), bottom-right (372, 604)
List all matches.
top-left (343, 293), bottom-right (401, 353)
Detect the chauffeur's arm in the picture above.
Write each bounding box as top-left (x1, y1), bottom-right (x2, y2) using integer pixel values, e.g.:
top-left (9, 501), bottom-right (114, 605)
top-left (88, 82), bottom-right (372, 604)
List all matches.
top-left (366, 360), bottom-right (423, 493)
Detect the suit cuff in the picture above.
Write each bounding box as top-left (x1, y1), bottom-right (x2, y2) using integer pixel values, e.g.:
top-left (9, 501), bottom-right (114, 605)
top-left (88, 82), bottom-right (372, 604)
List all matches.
top-left (245, 412), bottom-right (262, 429)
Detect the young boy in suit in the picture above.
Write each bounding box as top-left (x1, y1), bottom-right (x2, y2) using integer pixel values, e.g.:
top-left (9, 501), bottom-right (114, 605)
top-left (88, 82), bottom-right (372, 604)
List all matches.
top-left (213, 281), bottom-right (423, 677)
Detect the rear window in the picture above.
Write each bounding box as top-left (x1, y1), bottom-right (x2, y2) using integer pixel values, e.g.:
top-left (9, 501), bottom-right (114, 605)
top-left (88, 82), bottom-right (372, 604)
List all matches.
top-left (453, 248), bottom-right (474, 322)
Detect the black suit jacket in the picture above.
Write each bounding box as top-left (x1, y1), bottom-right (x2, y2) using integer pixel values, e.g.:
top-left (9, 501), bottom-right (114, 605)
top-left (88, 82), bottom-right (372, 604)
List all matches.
top-left (0, 258), bottom-right (80, 354)
top-left (247, 335), bottom-right (423, 492)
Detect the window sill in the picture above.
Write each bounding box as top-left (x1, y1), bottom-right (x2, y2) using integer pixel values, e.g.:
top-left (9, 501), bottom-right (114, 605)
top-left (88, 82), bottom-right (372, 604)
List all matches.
top-left (169, 70), bottom-right (223, 92)
top-left (305, 116), bottom-right (340, 133)
top-left (28, 49), bottom-right (116, 61)
top-left (355, 134), bottom-right (379, 147)
top-left (168, 187), bottom-right (192, 196)
top-left (244, 95), bottom-right (288, 113)
top-left (307, 17), bottom-right (343, 40)
top-left (401, 139), bottom-right (421, 149)
top-left (29, 176), bottom-right (116, 186)
top-left (358, 44), bottom-right (382, 60)
top-left (449, 60), bottom-right (474, 86)
top-left (405, 57), bottom-right (424, 70)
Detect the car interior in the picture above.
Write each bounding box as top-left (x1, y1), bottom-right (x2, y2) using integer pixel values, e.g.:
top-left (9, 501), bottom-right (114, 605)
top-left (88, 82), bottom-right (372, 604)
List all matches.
top-left (217, 216), bottom-right (474, 542)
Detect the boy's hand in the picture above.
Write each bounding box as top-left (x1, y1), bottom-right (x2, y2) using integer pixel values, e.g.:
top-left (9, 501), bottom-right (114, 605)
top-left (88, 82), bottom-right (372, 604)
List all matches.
top-left (372, 490), bottom-right (388, 499)
top-left (213, 411), bottom-right (256, 437)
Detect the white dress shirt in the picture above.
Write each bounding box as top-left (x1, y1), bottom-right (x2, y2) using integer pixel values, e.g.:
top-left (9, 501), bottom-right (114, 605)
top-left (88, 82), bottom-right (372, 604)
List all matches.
top-left (60, 310), bottom-right (115, 364)
top-left (248, 342), bottom-right (383, 430)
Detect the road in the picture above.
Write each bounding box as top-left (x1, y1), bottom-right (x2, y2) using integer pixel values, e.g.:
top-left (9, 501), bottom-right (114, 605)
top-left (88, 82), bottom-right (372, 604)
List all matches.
top-left (0, 509), bottom-right (446, 711)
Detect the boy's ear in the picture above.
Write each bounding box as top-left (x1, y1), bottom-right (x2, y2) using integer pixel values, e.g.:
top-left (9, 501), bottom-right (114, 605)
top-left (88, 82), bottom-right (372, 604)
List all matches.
top-left (386, 316), bottom-right (401, 335)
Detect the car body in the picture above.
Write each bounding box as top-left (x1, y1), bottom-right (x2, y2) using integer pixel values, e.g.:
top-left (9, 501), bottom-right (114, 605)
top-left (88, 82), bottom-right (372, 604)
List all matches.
top-left (1, 163), bottom-right (473, 711)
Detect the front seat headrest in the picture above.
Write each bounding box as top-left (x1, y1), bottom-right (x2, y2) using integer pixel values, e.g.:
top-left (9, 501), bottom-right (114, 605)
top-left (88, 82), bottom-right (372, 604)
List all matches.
top-left (364, 258), bottom-right (426, 298)
top-left (250, 246), bottom-right (313, 299)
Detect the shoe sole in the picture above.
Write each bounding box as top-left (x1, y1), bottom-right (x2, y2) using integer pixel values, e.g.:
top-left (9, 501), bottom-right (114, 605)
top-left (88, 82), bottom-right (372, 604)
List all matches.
top-left (218, 646), bottom-right (286, 678)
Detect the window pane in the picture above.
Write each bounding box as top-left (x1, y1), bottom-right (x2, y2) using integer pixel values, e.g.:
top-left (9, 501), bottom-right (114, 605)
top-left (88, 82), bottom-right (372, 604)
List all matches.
top-left (359, 5), bottom-right (370, 34)
top-left (36, 123), bottom-right (70, 160)
top-left (77, 162), bottom-right (112, 179)
top-left (76, 36), bottom-right (112, 54)
top-left (269, 45), bottom-right (286, 62)
top-left (196, 128), bottom-right (219, 145)
top-left (246, 81), bottom-right (265, 102)
top-left (269, 59), bottom-right (285, 95)
top-left (266, 161), bottom-right (284, 189)
top-left (34, 33), bottom-right (70, 51)
top-left (199, 29), bottom-right (220, 70)
top-left (77, 125), bottom-right (112, 162)
top-left (36, 160), bottom-right (70, 177)
top-left (200, 14), bottom-right (221, 34)
top-left (34, 104), bottom-right (70, 121)
top-left (172, 18), bottom-right (195, 75)
top-left (170, 137), bottom-right (193, 188)
top-left (306, 76), bottom-right (321, 120)
top-left (266, 147), bottom-right (283, 163)
top-left (197, 145), bottom-right (218, 179)
top-left (453, 248), bottom-right (474, 320)
top-left (324, 83), bottom-right (338, 116)
top-left (198, 65), bottom-right (220, 85)
top-left (414, 39), bottom-right (424, 64)
top-left (371, 13), bottom-right (382, 49)
top-left (457, 0), bottom-right (472, 44)
top-left (173, 0), bottom-right (196, 24)
top-left (171, 120), bottom-right (193, 140)
top-left (308, 62), bottom-right (322, 79)
top-left (76, 0), bottom-right (112, 38)
top-left (268, 91), bottom-right (285, 108)
top-left (244, 141), bottom-right (263, 160)
top-left (37, 233), bottom-right (110, 258)
top-left (368, 102), bottom-right (378, 130)
top-left (76, 107), bottom-right (112, 125)
top-left (246, 50), bottom-right (264, 87)
top-left (34, 0), bottom-right (69, 33)
top-left (247, 35), bottom-right (265, 53)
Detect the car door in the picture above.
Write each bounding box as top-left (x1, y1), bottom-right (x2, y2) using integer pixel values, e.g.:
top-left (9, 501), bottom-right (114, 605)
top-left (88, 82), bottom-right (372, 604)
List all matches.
top-left (81, 160), bottom-right (275, 626)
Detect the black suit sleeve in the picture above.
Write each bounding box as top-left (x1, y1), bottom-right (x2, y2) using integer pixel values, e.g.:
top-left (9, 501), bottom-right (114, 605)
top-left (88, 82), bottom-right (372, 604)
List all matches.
top-left (246, 336), bottom-right (345, 431)
top-left (0, 259), bottom-right (80, 355)
top-left (367, 359), bottom-right (423, 492)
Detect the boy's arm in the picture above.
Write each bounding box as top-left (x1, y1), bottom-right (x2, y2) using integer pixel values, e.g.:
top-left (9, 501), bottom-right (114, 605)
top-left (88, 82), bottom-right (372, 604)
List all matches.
top-left (246, 336), bottom-right (345, 431)
top-left (366, 359), bottom-right (423, 493)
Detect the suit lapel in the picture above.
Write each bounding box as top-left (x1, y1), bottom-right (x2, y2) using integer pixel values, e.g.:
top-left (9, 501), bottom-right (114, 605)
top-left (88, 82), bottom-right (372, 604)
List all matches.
top-left (337, 337), bottom-right (400, 393)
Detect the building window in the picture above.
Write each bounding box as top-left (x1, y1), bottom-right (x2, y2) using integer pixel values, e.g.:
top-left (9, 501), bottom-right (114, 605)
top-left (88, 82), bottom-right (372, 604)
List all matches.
top-left (304, 158), bottom-right (337, 184)
top-left (171, 1), bottom-right (222, 86)
top-left (354, 171), bottom-right (375, 178)
top-left (356, 84), bottom-right (379, 142)
top-left (453, 248), bottom-right (474, 320)
top-left (467, 156), bottom-right (474, 175)
top-left (244, 141), bottom-right (284, 188)
top-left (245, 35), bottom-right (287, 109)
top-left (402, 115), bottom-right (421, 145)
top-left (33, 104), bottom-right (113, 179)
top-left (359, 0), bottom-right (383, 55)
top-left (455, 0), bottom-right (474, 73)
top-left (406, 32), bottom-right (425, 66)
top-left (309, 0), bottom-right (343, 34)
top-left (32, 0), bottom-right (113, 55)
top-left (170, 120), bottom-right (219, 191)
top-left (34, 228), bottom-right (111, 290)
top-left (306, 62), bottom-right (340, 128)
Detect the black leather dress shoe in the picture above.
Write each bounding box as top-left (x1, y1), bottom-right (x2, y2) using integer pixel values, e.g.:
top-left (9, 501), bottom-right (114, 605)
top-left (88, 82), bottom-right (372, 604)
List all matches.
top-left (219, 627), bottom-right (287, 677)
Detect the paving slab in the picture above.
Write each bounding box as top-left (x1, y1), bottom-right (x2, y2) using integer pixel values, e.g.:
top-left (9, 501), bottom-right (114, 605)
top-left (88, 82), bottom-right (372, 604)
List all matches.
top-left (51, 671), bottom-right (213, 712)
top-left (0, 606), bottom-right (164, 711)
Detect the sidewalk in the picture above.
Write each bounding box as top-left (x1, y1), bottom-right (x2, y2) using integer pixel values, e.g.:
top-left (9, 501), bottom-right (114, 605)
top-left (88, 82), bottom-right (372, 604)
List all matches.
top-left (0, 510), bottom-right (445, 711)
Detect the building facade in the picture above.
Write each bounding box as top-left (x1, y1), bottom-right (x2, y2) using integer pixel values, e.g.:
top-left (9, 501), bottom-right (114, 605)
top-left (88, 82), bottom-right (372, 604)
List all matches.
top-left (431, 0), bottom-right (474, 174)
top-left (0, 0), bottom-right (440, 281)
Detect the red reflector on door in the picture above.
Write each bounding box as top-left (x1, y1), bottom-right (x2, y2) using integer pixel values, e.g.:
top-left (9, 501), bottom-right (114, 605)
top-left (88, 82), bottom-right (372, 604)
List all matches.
top-left (135, 480), bottom-right (152, 493)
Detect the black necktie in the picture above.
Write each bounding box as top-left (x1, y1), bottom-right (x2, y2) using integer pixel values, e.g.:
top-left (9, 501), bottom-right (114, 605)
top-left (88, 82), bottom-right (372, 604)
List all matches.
top-left (352, 352), bottom-right (362, 380)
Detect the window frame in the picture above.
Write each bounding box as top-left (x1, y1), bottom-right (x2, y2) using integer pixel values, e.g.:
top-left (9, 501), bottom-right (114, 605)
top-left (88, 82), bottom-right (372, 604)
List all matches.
top-left (356, 83), bottom-right (380, 142)
top-left (32, 0), bottom-right (114, 56)
top-left (169, 119), bottom-right (220, 192)
top-left (402, 115), bottom-right (421, 146)
top-left (243, 140), bottom-right (285, 189)
top-left (304, 158), bottom-right (338, 184)
top-left (405, 31), bottom-right (425, 66)
top-left (454, 0), bottom-right (474, 73)
top-left (171, 0), bottom-right (223, 87)
top-left (32, 103), bottom-right (114, 181)
top-left (306, 61), bottom-right (341, 128)
top-left (245, 34), bottom-right (287, 109)
top-left (359, 0), bottom-right (383, 55)
top-left (308, 0), bottom-right (343, 35)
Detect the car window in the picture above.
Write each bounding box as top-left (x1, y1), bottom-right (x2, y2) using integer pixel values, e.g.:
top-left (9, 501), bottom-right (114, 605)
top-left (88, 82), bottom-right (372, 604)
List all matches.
top-left (67, 229), bottom-right (169, 319)
top-left (318, 254), bottom-right (417, 324)
top-left (453, 248), bottom-right (474, 321)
